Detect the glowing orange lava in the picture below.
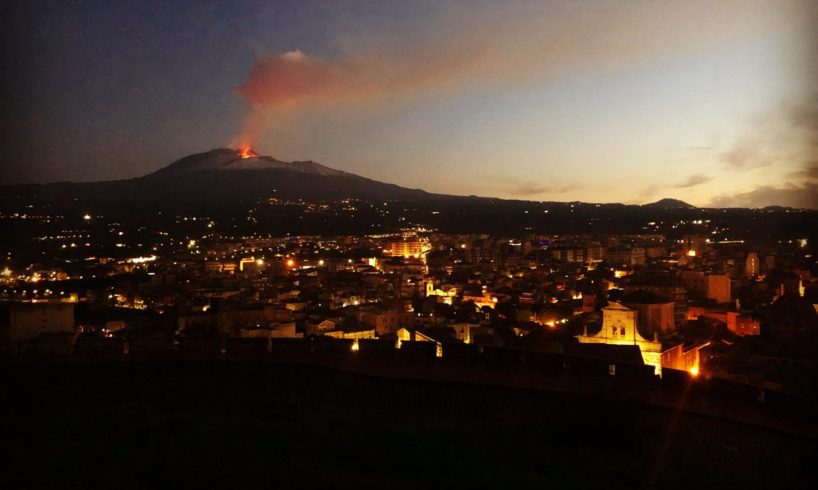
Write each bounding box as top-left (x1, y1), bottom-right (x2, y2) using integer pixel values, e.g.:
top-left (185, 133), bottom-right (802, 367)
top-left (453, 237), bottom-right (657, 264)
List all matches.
top-left (239, 147), bottom-right (258, 159)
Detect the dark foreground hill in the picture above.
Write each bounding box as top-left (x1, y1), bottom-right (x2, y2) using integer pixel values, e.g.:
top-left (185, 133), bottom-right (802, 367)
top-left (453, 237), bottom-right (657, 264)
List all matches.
top-left (3, 361), bottom-right (816, 489)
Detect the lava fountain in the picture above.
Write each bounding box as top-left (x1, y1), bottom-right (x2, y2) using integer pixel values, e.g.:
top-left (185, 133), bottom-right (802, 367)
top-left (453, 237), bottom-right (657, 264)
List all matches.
top-left (239, 147), bottom-right (259, 159)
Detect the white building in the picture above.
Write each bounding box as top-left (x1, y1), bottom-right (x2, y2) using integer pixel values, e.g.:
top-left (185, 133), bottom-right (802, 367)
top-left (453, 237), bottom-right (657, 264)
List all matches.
top-left (9, 301), bottom-right (75, 341)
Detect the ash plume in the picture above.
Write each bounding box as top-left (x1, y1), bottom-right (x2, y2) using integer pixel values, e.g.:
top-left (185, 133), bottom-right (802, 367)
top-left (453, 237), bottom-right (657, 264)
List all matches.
top-left (232, 0), bottom-right (805, 148)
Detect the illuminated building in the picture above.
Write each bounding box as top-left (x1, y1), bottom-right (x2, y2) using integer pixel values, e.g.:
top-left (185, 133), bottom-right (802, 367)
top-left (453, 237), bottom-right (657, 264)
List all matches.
top-left (706, 275), bottom-right (732, 304)
top-left (239, 322), bottom-right (302, 339)
top-left (307, 319), bottom-right (340, 336)
top-left (659, 342), bottom-right (705, 377)
top-left (550, 246), bottom-right (589, 263)
top-left (325, 329), bottom-right (377, 340)
top-left (576, 302), bottom-right (705, 376)
top-left (687, 308), bottom-right (760, 337)
top-left (726, 311), bottom-right (760, 336)
top-left (577, 303), bottom-right (663, 374)
top-left (765, 254), bottom-right (776, 271)
top-left (606, 246), bottom-right (646, 266)
top-left (395, 327), bottom-right (436, 342)
top-left (645, 246), bottom-right (667, 258)
top-left (239, 257), bottom-right (257, 272)
top-left (625, 284), bottom-right (688, 330)
top-left (681, 271), bottom-right (732, 304)
top-left (745, 252), bottom-right (760, 278)
top-left (450, 323), bottom-right (473, 343)
top-left (681, 234), bottom-right (707, 258)
top-left (382, 238), bottom-right (430, 258)
top-left (380, 258), bottom-right (427, 276)
top-left (9, 301), bottom-right (76, 351)
top-left (359, 309), bottom-right (414, 336)
top-left (425, 279), bottom-right (458, 304)
top-left (204, 261), bottom-right (237, 274)
top-left (462, 292), bottom-right (499, 309)
top-left (624, 300), bottom-right (676, 336)
top-left (465, 238), bottom-right (500, 264)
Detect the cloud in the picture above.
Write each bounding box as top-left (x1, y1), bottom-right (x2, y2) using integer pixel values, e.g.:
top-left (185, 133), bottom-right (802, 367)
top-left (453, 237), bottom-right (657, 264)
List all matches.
top-left (720, 142), bottom-right (772, 169)
top-left (674, 174), bottom-right (713, 188)
top-left (505, 183), bottom-right (576, 197)
top-left (789, 105), bottom-right (818, 130)
top-left (718, 96), bottom-right (817, 173)
top-left (709, 181), bottom-right (818, 209)
top-left (788, 100), bottom-right (818, 146)
top-left (716, 7), bottom-right (817, 172)
top-left (483, 175), bottom-right (577, 197)
top-left (233, 0), bottom-right (785, 147)
top-left (788, 161), bottom-right (818, 181)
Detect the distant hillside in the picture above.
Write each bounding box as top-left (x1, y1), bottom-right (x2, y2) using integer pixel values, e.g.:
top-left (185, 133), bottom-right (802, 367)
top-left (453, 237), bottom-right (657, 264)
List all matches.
top-left (1, 148), bottom-right (816, 239)
top-left (643, 198), bottom-right (696, 209)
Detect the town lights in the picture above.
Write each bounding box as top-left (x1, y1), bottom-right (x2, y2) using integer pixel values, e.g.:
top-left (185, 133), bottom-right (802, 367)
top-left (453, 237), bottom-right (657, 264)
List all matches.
top-left (286, 258), bottom-right (295, 267)
top-left (351, 338), bottom-right (360, 352)
top-left (256, 258), bottom-right (264, 266)
top-left (689, 366), bottom-right (699, 377)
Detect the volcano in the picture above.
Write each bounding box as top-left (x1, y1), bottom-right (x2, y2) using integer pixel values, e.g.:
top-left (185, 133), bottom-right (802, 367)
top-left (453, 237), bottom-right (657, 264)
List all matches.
top-left (148, 148), bottom-right (354, 178)
top-left (0, 148), bottom-right (434, 218)
top-left (134, 148), bottom-right (431, 201)
top-left (1, 148), bottom-right (815, 237)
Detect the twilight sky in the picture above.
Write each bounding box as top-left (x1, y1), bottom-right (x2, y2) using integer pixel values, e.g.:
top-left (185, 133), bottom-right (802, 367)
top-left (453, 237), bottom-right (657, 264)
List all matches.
top-left (2, 0), bottom-right (816, 208)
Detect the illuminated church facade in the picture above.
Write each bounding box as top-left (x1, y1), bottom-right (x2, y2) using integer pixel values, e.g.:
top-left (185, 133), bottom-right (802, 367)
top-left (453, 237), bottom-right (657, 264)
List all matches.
top-left (576, 302), bottom-right (703, 376)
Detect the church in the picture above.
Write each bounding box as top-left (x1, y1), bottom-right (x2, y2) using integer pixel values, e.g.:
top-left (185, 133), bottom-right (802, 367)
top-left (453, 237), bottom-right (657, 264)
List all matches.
top-left (576, 302), bottom-right (704, 376)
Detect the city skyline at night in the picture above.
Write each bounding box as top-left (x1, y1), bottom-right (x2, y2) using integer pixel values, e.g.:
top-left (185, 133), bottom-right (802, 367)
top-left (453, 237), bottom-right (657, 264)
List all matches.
top-left (2, 3), bottom-right (818, 488)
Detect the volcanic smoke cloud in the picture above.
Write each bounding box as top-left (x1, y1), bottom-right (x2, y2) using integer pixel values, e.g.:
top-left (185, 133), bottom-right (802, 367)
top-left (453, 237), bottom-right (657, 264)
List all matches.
top-left (232, 46), bottom-right (475, 148)
top-left (232, 0), bottom-right (808, 149)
